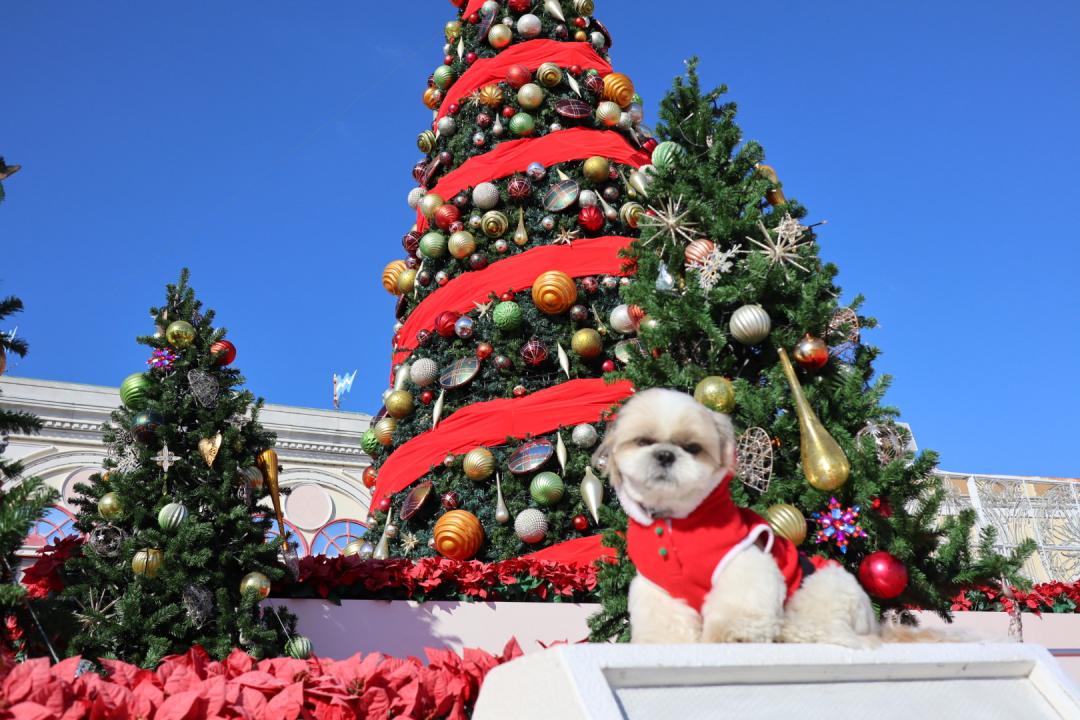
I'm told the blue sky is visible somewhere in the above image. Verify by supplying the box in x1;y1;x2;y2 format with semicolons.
3;1;1078;477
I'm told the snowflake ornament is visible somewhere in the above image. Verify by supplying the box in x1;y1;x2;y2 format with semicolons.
746;214;812;272
147;348;178;371
811;497;867;554
688;247;738;291
641;196;700;248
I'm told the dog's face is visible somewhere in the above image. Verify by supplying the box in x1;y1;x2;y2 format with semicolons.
594;388;736;521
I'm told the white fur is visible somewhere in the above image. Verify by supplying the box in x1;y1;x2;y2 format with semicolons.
603;388;884;647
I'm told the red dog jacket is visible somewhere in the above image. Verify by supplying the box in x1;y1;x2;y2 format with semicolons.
625;472;804;613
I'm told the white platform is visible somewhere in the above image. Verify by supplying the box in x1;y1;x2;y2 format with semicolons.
473;643;1080;720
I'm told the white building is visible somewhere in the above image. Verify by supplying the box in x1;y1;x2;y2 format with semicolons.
0;376;373;560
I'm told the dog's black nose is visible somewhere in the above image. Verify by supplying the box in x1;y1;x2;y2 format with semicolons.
654;449;676;467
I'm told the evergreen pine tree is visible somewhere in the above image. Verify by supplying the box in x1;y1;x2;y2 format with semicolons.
59;270;297;667
364;3;1028;637
0;294;59;656
0;158;19;205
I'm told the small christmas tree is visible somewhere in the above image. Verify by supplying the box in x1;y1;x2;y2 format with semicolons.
59;270;298;667
0;293;59;657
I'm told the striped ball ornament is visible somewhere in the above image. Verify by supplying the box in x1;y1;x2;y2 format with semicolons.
285;636;314;659
530;472;565;506
684;239;716;266
729;304;772;346
157;502;189;531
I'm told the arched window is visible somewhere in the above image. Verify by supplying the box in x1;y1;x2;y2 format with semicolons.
258;515;310;557
26;506;78;548
310;519;369;558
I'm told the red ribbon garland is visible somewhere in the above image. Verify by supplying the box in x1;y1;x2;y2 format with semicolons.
462;0;487;15
392;235;634;369
371;378;633;511
435;40;612;124
416;128;651;232
523;534;613;565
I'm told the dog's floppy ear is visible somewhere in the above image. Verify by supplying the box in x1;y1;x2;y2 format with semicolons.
710;410;737;473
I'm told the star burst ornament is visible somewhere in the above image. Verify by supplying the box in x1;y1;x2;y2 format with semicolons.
641;196;699;248
688;247;738;291
810;497;867;553
147;348;178;371
746;213;812;272
400;531;421;556
551;227;580;246
473;300;495;318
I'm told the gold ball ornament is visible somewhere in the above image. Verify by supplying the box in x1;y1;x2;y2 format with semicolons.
595;101;622;127
373;417;397;447
131;548;164;578
602;72;635;108
531;270;578;315
382;260;407;295
449;230;477;259
385;390;415;419
694;376;736;414
433;510;484;561
396;268;417;294
418;193;445;222
165;320;196;348
488;23;513;49
98;492;123;520
423;86;443;110
239;571;272;599
478;84;505;108
535;63;563;88
517;83;545;111
572;328;603;359
765;504;808;545
574;0;595;14
583;156;610;184
463;447;496;481
444;20;463;42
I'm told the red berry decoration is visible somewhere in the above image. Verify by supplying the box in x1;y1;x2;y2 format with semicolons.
601;359;616;373
210;339;237;366
793;334;829;372
476;342;494;360
420;390;435;405
578;205;605;233
521;339;549;366
441;491;461;510
434;204;460;230
506;64;531;89
513;385;528;398
435;311;462;338
572;514;589;531
362;465;378;489
858;551;908;599
376;497;392;513
508;176;532;202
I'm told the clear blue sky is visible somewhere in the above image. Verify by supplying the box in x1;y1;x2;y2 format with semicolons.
3;1;1078;477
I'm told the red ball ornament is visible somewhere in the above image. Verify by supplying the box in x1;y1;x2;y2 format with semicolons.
434;204;460;230
465;51;478;65
447;102;461;116
601;359;616;373
441;491;461;510
569;65;582;75
494;355;513;371
643;138;659;154
521;339;549;366
477;342;494;360
578;205;605;233
420;390;435;405
581;276;599;294
508;176;532;202
376;497;392;513
416;329;434;346
501;106;515;119
403;230;421;255
506;64;532;89
858;551;908;599
444;54;454;66
572;514;589;531
435;311;462;338
467;12;479;23
476;112;492;128
362;465;378;489
570;304;588;323
508;0;531;12
500;290;516;301
793;334;830;372
210;339;237;366
469;253;490;271
573;16;587;28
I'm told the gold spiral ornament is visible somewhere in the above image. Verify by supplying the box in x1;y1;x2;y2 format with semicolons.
449;230;477;259
536;62;563;88
423;86;442;110
531;270;579;315
766;503;808;545
373;417;397;447
417;130;436;154
463;447;496;481
602;72;635;108
481;210;509;238
684;239;716;265
382;260;407;295
619;202;644;228
574;0;595;15
478;84;505;108
433;510;484;560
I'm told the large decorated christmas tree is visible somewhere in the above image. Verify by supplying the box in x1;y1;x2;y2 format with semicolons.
365;0;1027;639
57;271;300;667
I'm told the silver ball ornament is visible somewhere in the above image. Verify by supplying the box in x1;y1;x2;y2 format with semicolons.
629;103;645;123
407;187;425;209
472;182;500;210
549;122;563;132
572;423;599;449
393;321;404;333
410;358;439;387
494;238;510;253
541;215;556;231
436;116;457;137
514;509;549;544
729;304;772;345
618;112;633;130
517;13;542;37
526;162;547;181
609;304;636;334
481;0;499;14
469;214;483;229
454;316;475;339
358;541;375;559
472;131;487;148
590;31;606;49
578;189;599;207
517;83;545;111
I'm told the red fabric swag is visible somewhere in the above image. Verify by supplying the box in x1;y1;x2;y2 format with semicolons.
523;534;614;566
463;0;487;15
416;128;651;232
371;378;633;510
435;40;612;123
392;235;634;369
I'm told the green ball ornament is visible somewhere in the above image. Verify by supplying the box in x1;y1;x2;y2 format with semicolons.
420;231;448;259
361;429;381;455
651;141;685;170
119;372;151;409
433;65;456;91
493;301;523;332
694;376;736;414
530;472;565;506
285;635;313;659
509;113;535;137
165;321;196;348
157;502;189;531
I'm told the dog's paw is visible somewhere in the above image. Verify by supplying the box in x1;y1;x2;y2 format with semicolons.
701;547;785;644
781;566;882;647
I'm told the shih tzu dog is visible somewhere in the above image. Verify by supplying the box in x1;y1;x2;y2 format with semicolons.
595;388;880;647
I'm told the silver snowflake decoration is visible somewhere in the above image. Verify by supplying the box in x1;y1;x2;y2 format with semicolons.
187;369;220;408
856;421;907;466
88;524;127;557
641;196;700;248
182;585;214;629
106;428;140;474
746;214;812;272
400;531;421;556
688;247;738;291
551;227;580;246
735;427;774;492
154;443;175;473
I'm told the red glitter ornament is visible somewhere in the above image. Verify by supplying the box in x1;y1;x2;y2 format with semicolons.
435;311;462;338
508;176;532;201
506;64;532;89
520;339;549;366
210;339;237;366
447;102;461;115
858;551;908;599
420;390;435;405
513;385;528;398
578;205;605;233
442;491;461;510
434;204;460;230
601;359;616;373
572;514;589;531
362;465;377;489
477;342;494;360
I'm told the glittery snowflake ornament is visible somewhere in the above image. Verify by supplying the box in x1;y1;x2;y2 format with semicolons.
811;497;867;553
688;247;738;291
641;196;700;248
746;213;812;272
147;347;178;371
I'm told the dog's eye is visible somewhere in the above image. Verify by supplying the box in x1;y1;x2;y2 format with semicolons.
683;443;702;455
636;438;654;447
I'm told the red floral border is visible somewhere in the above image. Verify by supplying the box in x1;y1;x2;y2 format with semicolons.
951;581;1080;615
